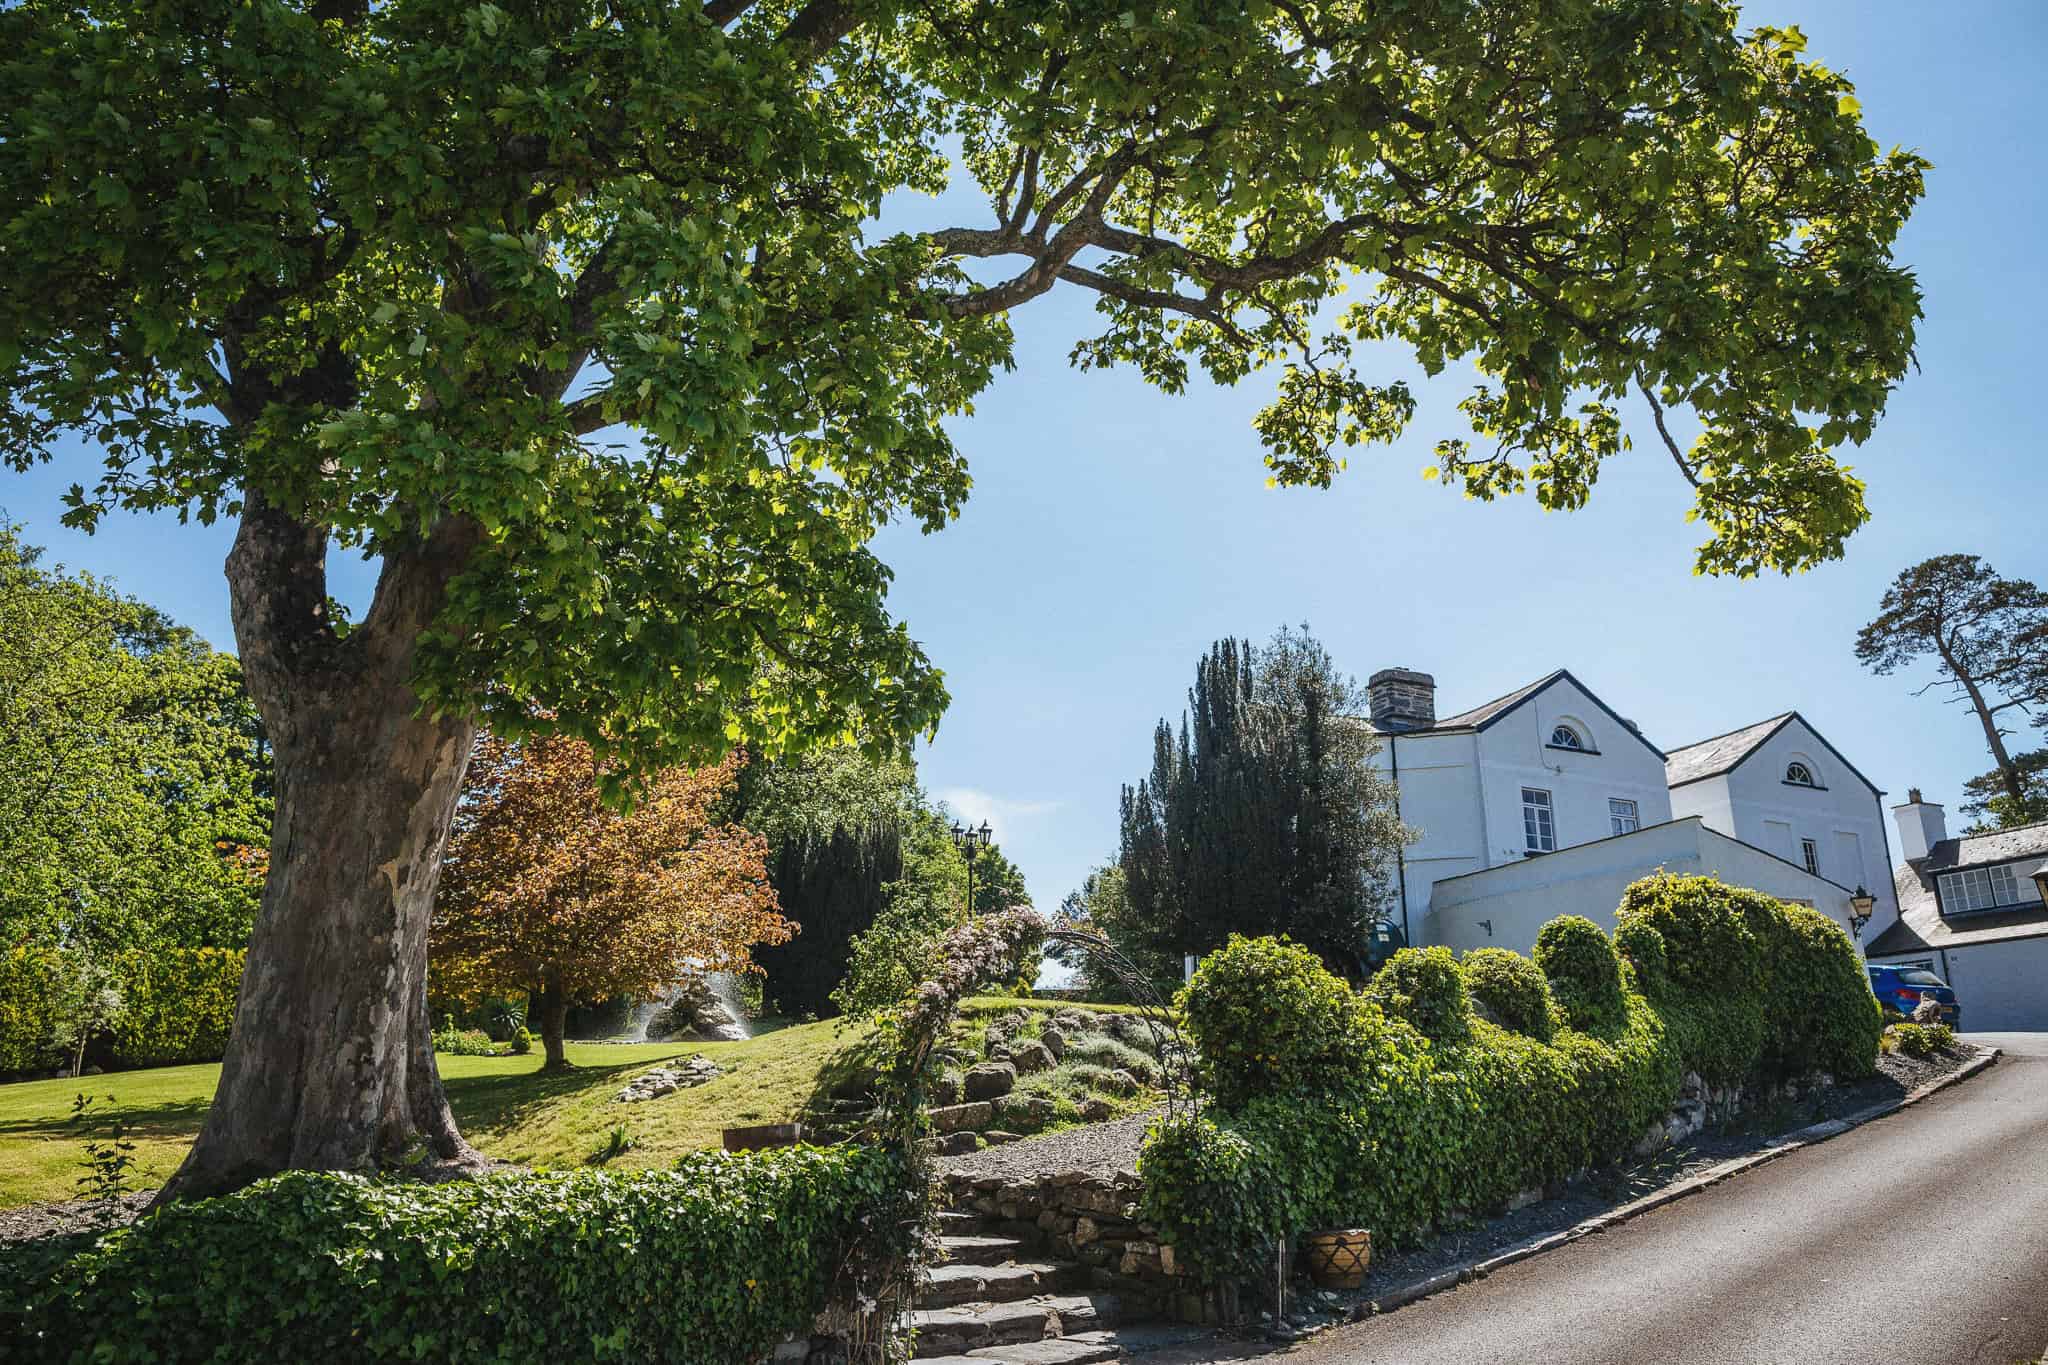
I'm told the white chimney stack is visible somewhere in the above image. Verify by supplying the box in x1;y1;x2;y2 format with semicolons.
1892;787;1948;863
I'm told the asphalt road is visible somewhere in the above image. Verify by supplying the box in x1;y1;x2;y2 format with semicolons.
1285;1033;2048;1365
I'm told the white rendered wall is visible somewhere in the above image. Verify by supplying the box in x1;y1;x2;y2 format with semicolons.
1672;718;1899;935
1424;818;1862;956
1470;678;1672;866
1370;730;1486;934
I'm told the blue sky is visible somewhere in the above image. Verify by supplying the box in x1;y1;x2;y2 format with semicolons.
5;1;2043;916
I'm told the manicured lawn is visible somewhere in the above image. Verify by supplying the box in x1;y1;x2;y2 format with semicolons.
1;997;1162;1207
0;1019;875;1207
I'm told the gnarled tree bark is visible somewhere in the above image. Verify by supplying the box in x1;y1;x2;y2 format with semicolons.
160;498;487;1201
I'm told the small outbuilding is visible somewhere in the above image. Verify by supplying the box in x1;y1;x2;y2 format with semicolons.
1865;793;2048;1032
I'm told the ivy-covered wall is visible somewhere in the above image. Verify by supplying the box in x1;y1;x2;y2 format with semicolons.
1141;875;1879;1282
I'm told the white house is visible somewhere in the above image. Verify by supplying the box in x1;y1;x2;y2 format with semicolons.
1665;713;1900;929
1865;793;2048;1031
1425;816;1871;953
1365;669;1873;957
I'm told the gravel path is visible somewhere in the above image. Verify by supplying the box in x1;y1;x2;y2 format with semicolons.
938;1111;1158;1182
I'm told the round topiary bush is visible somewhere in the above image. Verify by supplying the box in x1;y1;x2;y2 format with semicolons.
1532;915;1625;1032
1459;947;1556;1042
1613;919;1668;993
1180;935;1376;1108
1364;946;1471;1045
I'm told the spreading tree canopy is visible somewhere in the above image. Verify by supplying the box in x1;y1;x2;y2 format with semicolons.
0;523;270;953
0;0;1927;1195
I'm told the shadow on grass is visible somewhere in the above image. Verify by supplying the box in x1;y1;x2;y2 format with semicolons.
441;1058;652;1133
0;1095;213;1142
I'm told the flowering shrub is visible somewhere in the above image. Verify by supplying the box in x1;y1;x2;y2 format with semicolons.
875;909;1046;1130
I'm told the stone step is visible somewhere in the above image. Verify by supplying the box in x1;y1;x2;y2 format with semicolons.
939;1234;1033;1266
913;1322;1214;1365
917;1261;1074;1309
934;1209;983;1231
909;1294;1121;1359
910;1300;1058;1358
964;1336;1123;1364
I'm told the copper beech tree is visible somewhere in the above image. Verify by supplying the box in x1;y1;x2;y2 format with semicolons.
430;740;788;1070
2;0;1926;1195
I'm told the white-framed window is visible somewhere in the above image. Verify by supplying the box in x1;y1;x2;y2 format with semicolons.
1801;838;1821;877
1522;787;1555;853
1942;864;2022;913
1549;724;1584;750
1609;798;1640;836
1785;761;1816;787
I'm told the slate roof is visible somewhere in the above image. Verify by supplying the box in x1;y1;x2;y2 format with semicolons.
1430;670;1568;731
1664;715;1793;787
1368;669;1666;760
1663;711;1882;797
1867;819;2048;957
1911;819;2048;874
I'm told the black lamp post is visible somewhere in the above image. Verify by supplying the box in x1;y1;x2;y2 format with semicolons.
951;820;993;914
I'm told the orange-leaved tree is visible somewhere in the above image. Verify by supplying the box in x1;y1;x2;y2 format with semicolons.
430;737;788;1070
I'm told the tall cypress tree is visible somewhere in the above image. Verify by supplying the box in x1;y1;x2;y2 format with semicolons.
1116;626;1406;975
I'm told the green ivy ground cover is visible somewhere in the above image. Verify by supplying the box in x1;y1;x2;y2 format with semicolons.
3;1147;910;1364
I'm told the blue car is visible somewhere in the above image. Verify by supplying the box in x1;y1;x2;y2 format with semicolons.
1867;964;1960;1027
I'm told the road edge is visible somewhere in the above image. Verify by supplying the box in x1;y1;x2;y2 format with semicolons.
1355;1045;2003;1319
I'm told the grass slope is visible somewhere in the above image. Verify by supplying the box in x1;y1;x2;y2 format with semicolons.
1;998;1162;1207
0;1019;871;1208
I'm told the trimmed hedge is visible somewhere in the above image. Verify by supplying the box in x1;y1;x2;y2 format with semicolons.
1143;878;1878;1281
1363;947;1470;1044
4;1147;912;1364
1176;934;1380;1109
1532;915;1625;1032
0;948;75;1073
1615;873;1879;1084
0;947;246;1074
107;948;243;1068
1458;947;1556;1042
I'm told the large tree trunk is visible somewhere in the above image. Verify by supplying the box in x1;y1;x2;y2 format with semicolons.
161;498;485;1202
534;973;570;1071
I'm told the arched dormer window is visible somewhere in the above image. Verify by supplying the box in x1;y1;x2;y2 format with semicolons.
1785;761;1816;787
1549;724;1584;750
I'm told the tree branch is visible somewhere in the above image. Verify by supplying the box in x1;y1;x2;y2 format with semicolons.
1638;374;1700;490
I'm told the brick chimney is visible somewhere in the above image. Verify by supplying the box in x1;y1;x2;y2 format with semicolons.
1892;788;1948;863
1368;668;1436;732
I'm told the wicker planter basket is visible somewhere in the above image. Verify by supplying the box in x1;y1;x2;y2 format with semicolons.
1301;1228;1372;1290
